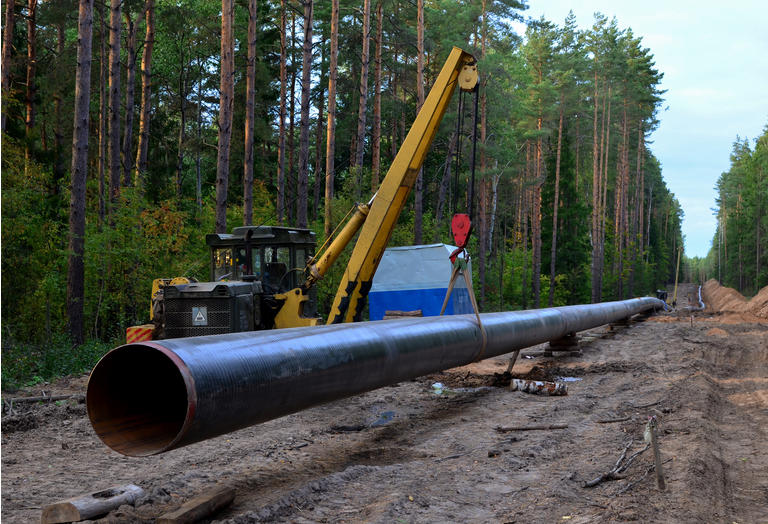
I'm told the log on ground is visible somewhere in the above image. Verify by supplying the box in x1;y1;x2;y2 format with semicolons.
41;484;144;524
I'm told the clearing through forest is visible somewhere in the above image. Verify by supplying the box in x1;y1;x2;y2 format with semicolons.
2;282;767;523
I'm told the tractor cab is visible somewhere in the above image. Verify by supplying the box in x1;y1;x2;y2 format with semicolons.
142;226;317;340
206;226;316;294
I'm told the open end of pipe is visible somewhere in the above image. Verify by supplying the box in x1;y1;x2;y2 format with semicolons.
87;344;191;457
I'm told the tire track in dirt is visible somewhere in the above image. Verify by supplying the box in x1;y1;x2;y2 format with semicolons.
657;321;768;523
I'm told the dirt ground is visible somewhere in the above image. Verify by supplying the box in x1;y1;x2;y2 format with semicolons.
3;283;768;523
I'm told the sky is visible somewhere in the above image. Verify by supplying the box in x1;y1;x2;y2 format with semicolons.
510;0;768;258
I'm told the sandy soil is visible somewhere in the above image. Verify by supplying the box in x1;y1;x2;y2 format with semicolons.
3;284;768;523
702;279;768;320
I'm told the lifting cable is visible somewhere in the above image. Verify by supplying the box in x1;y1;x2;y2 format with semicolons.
452;90;464;215
443;80;485;361
468;83;479;222
451;84;481;221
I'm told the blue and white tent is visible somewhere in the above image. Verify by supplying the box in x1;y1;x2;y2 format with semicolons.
368;244;474;320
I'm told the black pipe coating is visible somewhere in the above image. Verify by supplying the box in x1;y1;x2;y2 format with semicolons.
87;297;662;456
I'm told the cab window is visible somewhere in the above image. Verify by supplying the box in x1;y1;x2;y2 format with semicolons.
295;248;306;270
213;248;233;281
234;247;249;279
263;247;290;290
251;248;262;277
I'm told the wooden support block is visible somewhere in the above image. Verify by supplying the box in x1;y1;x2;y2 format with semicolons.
552;350;582;357
548;331;579;351
157;486;235;524
634;311;651;322
41;484;144;524
609;317;632;329
383;309;423;320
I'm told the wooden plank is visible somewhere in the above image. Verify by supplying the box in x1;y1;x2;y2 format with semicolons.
157;486;235;524
41;484;144;524
383;309;422;317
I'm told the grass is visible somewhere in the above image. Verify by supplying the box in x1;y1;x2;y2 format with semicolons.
1;334;114;392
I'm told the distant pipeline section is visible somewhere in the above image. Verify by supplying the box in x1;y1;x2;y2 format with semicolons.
87;297;663;457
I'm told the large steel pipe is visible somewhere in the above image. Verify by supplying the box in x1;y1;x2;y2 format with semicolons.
87;297;662;456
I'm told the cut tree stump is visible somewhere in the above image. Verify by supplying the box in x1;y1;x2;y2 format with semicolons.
157;485;235;523
41;484;144;524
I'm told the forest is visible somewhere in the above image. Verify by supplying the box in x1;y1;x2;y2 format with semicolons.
1;0;685;386
684;127;768;295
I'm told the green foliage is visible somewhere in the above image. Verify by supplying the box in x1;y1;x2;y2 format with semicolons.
700;125;768;294
1;139;69;344
1;0;686;385
1;334;113;391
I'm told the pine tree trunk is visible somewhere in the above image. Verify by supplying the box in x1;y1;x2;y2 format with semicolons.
478;1;488;307
297;0;313;228
548;103;564;306
134;0;154;188
215;0;234;234
390;47;398;160
324;0;338;238
122;10;137;186
1;0;15;133
176;59;185;200
645;177;652;263
629;120;643;296
53;22;66;184
312;35;325;221
600;91;611;298
288;15;296;224
434;131;458;237
353;0;370;174
521;154;530;309
25;0;36;154
370;0;383;191
613;104;626;298
479;179;488;307
107;0;121;206
67;0;94;347
532;131;542;308
413;0;425;245
97;3;107;224
590;69;601;303
620;105;629;297
243;0;257;225
575;117;580;196
489;171;500;254
195;52;203;213
514;166;524;249
277;0;287;224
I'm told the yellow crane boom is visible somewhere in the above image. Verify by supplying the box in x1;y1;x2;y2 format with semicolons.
326;47;477;323
275;47;477;327
274;47;477;328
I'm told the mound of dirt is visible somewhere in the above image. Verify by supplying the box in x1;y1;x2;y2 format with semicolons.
702;279;768;319
750;285;768;318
